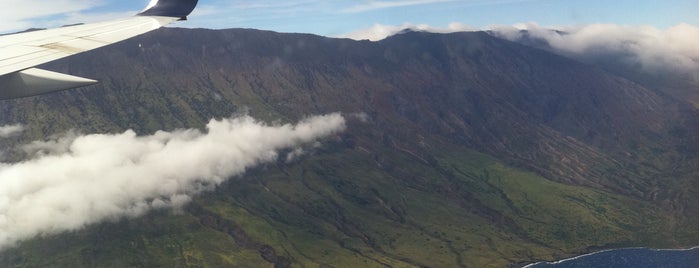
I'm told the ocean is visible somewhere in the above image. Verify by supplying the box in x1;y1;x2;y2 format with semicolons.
524;247;699;268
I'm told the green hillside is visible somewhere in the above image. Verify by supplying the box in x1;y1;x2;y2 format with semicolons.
0;28;697;267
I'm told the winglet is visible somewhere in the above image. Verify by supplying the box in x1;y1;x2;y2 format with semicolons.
137;0;199;20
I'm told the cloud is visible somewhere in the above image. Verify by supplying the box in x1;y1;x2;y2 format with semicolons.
0;113;345;250
21;130;80;156
340;0;536;14
342;0;456;13
343;22;699;78
489;23;699;78
0;125;24;139
0;0;99;33
343;22;474;41
184;0;336;30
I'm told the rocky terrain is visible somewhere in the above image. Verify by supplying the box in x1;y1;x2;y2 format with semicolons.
0;28;697;267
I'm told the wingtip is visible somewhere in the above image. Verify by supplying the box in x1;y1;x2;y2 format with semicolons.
137;0;199;19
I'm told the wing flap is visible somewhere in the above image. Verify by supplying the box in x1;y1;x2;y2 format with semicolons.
0;0;198;99
0;68;97;99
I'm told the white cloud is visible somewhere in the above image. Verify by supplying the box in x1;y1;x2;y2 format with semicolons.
341;0;537;14
343;22;699;78
489;23;699;77
342;0;456;13
0;125;24;139
343;22;474;41
21;130;80;156
57;10;137;25
0;113;345;250
0;0;100;33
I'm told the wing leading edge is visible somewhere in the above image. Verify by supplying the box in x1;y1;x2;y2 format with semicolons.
0;0;198;99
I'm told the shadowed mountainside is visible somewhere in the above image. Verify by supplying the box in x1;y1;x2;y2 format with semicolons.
0;28;698;267
499;29;699;108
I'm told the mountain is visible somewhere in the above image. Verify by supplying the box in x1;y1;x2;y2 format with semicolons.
0;28;698;267
497;29;699;108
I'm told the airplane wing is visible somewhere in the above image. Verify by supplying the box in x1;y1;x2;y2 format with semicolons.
0;0;198;99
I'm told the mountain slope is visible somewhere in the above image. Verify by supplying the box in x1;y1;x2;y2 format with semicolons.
497;29;699;108
0;28;697;267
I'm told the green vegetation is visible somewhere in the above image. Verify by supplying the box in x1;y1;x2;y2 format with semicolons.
1;145;681;267
1;28;698;267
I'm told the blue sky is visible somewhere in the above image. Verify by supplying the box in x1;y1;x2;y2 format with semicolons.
2;0;697;36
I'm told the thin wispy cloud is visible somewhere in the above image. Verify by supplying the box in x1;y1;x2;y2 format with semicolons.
230;0;319;11
0;125;24;139
0;0;100;33
186;0;339;29
342;0;455;13
217;0;345;17
30;10;137;30
4;0;694;38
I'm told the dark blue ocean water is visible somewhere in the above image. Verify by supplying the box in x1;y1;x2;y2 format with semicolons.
525;247;699;268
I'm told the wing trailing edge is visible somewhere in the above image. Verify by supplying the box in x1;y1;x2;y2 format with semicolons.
0;68;97;100
0;0;199;99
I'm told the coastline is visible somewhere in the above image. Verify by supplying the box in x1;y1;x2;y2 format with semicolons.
522;246;699;267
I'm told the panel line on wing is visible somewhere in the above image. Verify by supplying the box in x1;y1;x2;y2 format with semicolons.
0;17;168;76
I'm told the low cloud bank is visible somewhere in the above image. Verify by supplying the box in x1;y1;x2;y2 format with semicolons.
344;22;699;77
0;125;24;138
0;113;345;250
343;22;474;41
491;23;699;78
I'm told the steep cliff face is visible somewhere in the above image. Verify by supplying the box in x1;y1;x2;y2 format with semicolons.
0;28;697;267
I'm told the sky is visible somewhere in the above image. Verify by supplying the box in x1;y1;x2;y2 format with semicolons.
1;0;697;37
1;0;698;250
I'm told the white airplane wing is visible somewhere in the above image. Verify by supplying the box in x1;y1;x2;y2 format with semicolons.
0;0;198;99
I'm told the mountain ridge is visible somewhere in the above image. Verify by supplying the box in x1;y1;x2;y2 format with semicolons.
0;27;697;267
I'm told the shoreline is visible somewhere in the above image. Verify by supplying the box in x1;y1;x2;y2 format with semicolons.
521;246;699;267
